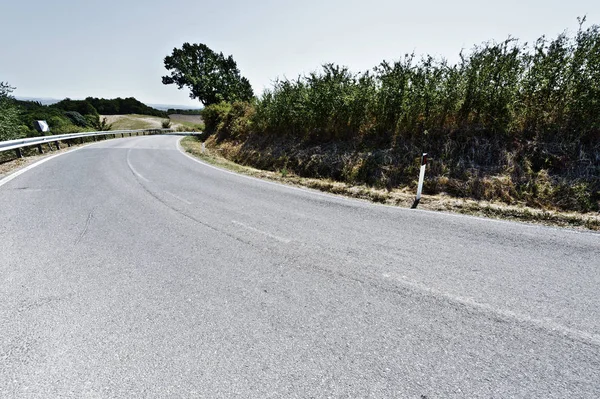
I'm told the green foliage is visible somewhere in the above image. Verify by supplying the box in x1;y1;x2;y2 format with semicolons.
16;100;92;135
0;82;22;141
162;119;172;128
250;23;600;152
202;101;254;139
84;97;167;117
200;21;600;212
64;111;89;127
51;97;165;118
202;101;232;134
51;98;99;116
162;43;254;106
86;115;113;131
14;96;163;135
46;115;80;133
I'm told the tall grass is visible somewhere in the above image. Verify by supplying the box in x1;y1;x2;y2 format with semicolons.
203;21;600;212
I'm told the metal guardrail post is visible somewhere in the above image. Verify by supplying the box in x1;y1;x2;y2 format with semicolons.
37;144;44;154
15;148;23;158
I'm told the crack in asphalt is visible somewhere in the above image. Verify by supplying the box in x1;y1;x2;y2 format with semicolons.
125;157;259;250
74;210;94;245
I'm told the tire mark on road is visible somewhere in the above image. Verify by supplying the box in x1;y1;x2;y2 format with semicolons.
128;168;258;249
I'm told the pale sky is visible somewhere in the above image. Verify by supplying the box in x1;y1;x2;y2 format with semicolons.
1;0;598;107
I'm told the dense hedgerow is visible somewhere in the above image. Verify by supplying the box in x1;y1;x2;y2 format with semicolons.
203;21;600;212
250;23;600;151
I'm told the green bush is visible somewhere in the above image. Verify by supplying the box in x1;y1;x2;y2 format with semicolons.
249;21;600;155
64;111;89;127
199;21;600;212
202;101;233;135
85;97;167;117
51;99;98;116
86;115;112;131
0;82;22;141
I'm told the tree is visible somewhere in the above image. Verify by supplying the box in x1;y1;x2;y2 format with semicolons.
0;82;21;141
52;98;98;116
162;43;254;106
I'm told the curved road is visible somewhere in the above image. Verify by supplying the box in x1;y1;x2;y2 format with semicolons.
1;135;599;398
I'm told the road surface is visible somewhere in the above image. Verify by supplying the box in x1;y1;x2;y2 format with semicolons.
1;135;599;398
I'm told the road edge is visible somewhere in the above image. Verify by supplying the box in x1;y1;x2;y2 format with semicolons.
175;137;600;236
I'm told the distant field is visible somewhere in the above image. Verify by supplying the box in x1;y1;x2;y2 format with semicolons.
102;114;165;130
169;114;204;130
169;114;203;123
101;114;203;131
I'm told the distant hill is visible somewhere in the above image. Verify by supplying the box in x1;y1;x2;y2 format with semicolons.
13;96;168;135
83;97;166;117
12;96;205;136
15;97;61;106
147;103;202;111
15;97;201;112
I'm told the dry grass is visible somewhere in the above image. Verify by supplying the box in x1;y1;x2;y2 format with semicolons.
169;114;205;131
169;114;203;124
102;114;205;132
180;136;600;231
102;114;167;130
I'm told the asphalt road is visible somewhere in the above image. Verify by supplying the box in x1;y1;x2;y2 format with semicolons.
1;135;599;398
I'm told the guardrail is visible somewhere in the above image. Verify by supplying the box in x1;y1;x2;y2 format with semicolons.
0;128;174;158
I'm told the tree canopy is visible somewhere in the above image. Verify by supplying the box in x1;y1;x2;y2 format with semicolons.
162;43;254;106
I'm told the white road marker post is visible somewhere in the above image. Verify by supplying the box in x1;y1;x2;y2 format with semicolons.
201;142;206;154
411;153;428;209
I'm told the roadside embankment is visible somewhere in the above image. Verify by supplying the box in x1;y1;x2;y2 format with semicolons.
181;136;600;231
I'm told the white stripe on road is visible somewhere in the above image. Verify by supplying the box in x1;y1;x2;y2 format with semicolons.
126;149;150;182
232;220;291;244
382;273;600;347
0;146;87;188
0;137;150;190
